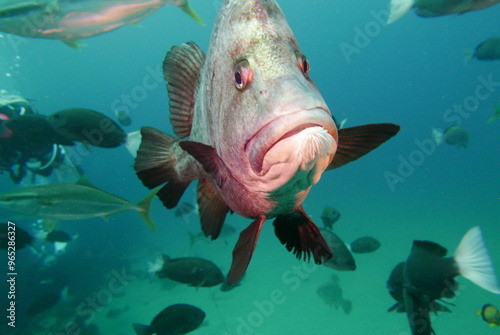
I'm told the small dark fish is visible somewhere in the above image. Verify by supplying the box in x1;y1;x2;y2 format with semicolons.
26;292;61;316
115;109;132;126
320;206;341;229
46;230;72;243
316;274;352;314
174;202;196;217
350;236;380;253
386;226;500;335
443;125;470;147
153;254;224;287
478;304;500;326
319;228;356;271
473;38;500;61
133;303;205;335
0;222;33;250
48;108;126;148
107;306;130;319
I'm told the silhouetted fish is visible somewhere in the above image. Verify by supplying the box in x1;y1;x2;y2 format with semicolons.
133;303;205;335
151;254;224;287
319;228;356;271
320;206;341;229
317;274;352;314
26;292;62;316
472;38;500;61
350;236;381;253
387;227;500;335
0;222;33;250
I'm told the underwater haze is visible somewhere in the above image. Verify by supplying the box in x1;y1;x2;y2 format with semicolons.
0;0;499;334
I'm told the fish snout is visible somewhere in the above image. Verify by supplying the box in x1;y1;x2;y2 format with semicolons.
246;108;337;178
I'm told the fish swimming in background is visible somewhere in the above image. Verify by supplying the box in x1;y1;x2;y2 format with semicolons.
0;177;158;230
319;228;356;271
470;38;500;61
487;104;500;123
387;0;500;24
350;236;381;253
48;108;127;148
386;226;500;335
148;254;225;287
115;109;132;127
316;274;352;314
0;222;33;250
432;125;470;148
320;206;341;229
478;304;500;326
133;304;205;335
0;0;204;48
134;0;399;284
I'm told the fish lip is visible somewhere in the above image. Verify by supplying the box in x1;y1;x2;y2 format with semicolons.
245;108;337;175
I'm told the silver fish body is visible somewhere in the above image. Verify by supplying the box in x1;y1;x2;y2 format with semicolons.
0;0;203;45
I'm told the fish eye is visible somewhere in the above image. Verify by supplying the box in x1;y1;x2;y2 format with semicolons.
297;54;310;76
233;60;252;90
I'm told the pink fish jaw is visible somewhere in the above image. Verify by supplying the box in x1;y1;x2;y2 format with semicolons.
245;108;337;182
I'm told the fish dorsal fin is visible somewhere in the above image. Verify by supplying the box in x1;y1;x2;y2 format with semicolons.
75;175;95;188
413;240;448;257
163;42;205;138
273;206;332;264
327;123;400;170
197;179;230;240
179;141;227;188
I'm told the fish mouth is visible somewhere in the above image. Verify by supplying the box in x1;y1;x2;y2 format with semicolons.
245;108;337;175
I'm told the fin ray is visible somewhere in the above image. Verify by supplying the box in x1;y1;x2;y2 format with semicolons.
327;123;400;170
454;226;500;294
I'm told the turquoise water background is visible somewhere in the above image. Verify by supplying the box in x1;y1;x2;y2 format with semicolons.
0;0;499;334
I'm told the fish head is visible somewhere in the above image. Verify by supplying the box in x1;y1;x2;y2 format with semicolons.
203;0;337;206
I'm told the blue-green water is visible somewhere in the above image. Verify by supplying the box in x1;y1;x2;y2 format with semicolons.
0;0;499;334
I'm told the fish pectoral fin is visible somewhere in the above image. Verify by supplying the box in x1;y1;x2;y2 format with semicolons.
62;40;85;50
135;127;192;209
163;41;205;138
132;323;151;335
327;123;400;170
179;141;227;188
197;179;230;239
273;206;333;264
226;216;266;285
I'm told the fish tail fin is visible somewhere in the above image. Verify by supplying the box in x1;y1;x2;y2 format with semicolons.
132;323;152;335
342;299;353;314
454;226;500;294
387;0;415;24
124;131;142;158
136;187;161;231
487;104;500;124
273;207;333;264
463;49;475;64
134;127;192;211
60;286;70;303
431;128;443;145
147;253;165;275
174;0;205;25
